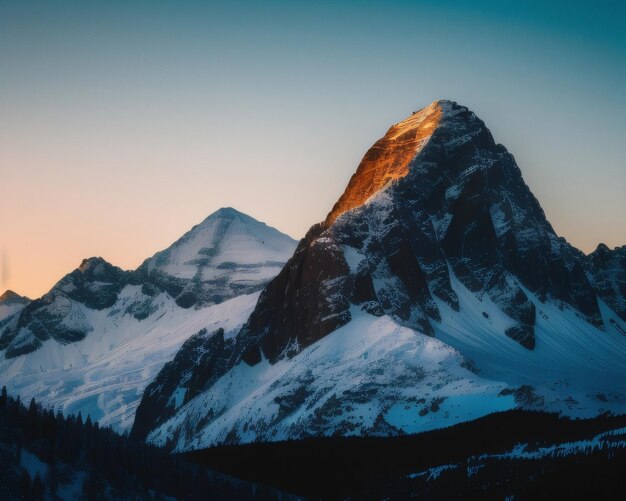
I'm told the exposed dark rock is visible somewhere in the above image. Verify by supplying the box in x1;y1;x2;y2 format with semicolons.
131;328;236;441
0;290;30;304
586;244;626;325
0;258;129;357
505;325;535;350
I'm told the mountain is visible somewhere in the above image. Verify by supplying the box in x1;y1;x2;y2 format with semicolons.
137;207;297;308
0;258;128;358
0;290;30;307
0;209;296;431
0;290;30;332
135;100;626;450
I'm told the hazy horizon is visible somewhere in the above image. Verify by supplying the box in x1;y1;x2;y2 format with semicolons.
2;0;625;299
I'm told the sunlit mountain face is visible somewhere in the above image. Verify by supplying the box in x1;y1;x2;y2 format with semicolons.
325;101;442;226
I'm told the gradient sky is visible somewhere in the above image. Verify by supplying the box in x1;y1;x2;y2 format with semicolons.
1;0;625;299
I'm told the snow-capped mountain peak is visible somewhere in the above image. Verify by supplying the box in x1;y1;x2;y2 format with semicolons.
142;207;296;279
0;209;296;431
0;291;30;344
77;256;113;273
137;207;297;309
133;100;626;449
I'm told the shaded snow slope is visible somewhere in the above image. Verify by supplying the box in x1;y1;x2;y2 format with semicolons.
147;309;514;451
147;287;626;451
434;269;626;414
0;290;259;431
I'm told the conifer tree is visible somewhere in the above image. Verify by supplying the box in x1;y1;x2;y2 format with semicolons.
32;472;45;501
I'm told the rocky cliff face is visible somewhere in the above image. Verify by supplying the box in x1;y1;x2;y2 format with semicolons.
131;327;237;442
325;101;442;226
0;291;30;352
134;100;626;449
587;244;626;327
242;100;607;360
0;258;129;358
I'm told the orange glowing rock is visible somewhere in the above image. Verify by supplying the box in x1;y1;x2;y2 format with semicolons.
325;101;442;227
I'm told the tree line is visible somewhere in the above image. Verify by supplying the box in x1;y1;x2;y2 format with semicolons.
0;386;292;500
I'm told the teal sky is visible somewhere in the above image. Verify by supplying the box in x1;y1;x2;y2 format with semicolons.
1;0;625;298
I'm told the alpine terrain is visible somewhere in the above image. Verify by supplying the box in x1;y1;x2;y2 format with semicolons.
134;100;626;451
0;208;297;431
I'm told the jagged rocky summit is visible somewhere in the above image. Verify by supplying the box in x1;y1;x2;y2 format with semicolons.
0;291;30;348
243;100;617;355
136;100;626;449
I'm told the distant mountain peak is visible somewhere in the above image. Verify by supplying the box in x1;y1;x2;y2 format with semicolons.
590;243;626;256
141;208;296;283
193;207;246;229
77;256;116;273
0;207;296;361
0;290;29;304
0;207;296;430
209;206;243;218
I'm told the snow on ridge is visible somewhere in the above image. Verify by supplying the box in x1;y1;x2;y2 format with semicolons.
143;208;297;279
0;290;260;432
0;208;297;431
147;308;514;451
146;263;626;450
